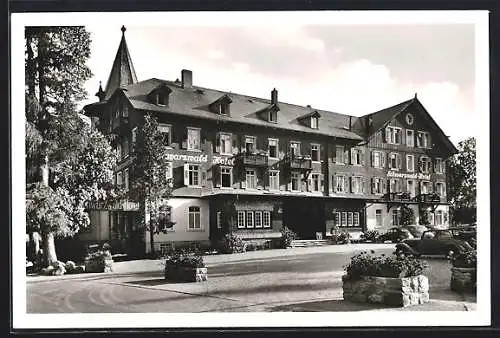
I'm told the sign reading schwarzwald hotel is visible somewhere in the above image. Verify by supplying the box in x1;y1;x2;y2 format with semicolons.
82;26;458;255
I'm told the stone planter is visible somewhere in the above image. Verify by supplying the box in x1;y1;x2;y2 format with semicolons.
164;264;208;283
84;256;113;273
450;267;476;293
342;274;430;307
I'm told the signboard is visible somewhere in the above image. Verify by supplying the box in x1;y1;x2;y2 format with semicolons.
212;155;235;166
87;200;140;211
387;171;430;180
165;152;234;166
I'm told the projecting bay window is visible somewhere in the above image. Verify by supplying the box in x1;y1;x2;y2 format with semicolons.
268;170;280;190
246;169;256;189
291;172;301;191
268;138;278;159
220;166;232;188
417;131;431;148
158;124;172;147
311;144;320;162
187;127;201;151
219;133;232;155
237;210;271;229
385;126;402;144
184;164;200;187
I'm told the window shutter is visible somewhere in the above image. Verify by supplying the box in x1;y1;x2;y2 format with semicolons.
264;169;270;190
385;127;390;143
307;174;312;192
397;154;402;169
350;177;354;193
371;178;374;194
287;179;291;191
381;152;386;168
215;133;220;153
183;163;189;186
320;174;325;193
241;179;247;189
362;178;366;194
344;176;349;193
332;146;337;163
213;166;221;188
361;149;365;166
181;128;188;149
232;134;239;155
383;179;388;194
350;149;355;165
344;149;349;165
370;151;374;166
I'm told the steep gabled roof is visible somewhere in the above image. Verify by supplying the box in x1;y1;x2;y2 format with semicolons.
119;78;363;140
104;26;138;101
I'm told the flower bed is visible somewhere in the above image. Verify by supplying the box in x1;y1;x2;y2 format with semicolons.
450;250;476;293
342;250;430;307
164;250;207;282
84;250;113;273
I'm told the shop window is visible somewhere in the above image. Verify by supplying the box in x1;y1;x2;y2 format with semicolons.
187;127;201;150
269;170;280;190
220;166;232;188
376;209;382;227
263;211;271;228
311;144;320;162
188;206;201;229
268;138;278;159
246;169;256;189
158;124;172;146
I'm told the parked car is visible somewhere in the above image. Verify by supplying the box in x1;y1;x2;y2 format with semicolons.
449;226;477;249
377;227;414;243
401;225;429;238
395;229;473;258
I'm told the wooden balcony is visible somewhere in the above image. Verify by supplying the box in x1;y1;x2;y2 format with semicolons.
383;192;411;202
284;155;312;171
415;193;443;203
237;152;269;166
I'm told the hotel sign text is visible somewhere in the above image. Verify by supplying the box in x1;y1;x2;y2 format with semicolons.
165;152;234;166
387;171;430;180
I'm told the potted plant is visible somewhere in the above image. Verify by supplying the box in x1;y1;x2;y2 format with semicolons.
450;250;476;293
164;250;207;282
84;243;114;273
279;226;297;249
342;250;430;307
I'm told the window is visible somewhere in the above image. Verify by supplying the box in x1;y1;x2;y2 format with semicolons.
310;173;320;192
269;170;280;190
335;146;345;165
435;210;444;226
335;212;341;227
159;243;173;255
350;148;362;166
131;127;137;150
159;205;172;231
375;209;382;227
385;126;402;144
372;151;385;168
388;153;402;170
255;212;263;228
220;166;232;188
218;103;230;115
187;128;201;150
122;137;129;158
117;142;122;161
389;179;402;193
392;209;400;226
341;212;347;227
188;206;201;229
435;158;444;174
237;211;245;229
436;182;446;197
335;175;345;193
351;176;363;194
353;212;360;227
268;139;278;159
421;181;431;194
347;212;353;227
263;211;271;228
124;168;129;191
216;211;222;229
165;162;173;180
372;177;383;194
406;155;414;172
219;133;232;155
246;169;256;189
158;124;172;146
291;172;301;191
156;92;168;106
290;141;301;159
311;144;320;162
406;129;414;147
269;110;277;123
246;211;254;228
187;164;200;186
419;156;432;173
117;171;123;186
311;116;319;129
417;131;431;148
245;136;256;154
407;180;416;198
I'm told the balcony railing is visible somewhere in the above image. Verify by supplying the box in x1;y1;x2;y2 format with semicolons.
284;155;312;170
416;193;443;203
237;152;269;166
383;192;411;202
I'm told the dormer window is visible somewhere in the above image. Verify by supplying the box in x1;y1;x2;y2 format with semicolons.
269;110;277;123
218;102;230;115
297;110;321;129
156;92;168;106
210;94;232;116
311;116;319;129
148;85;172;107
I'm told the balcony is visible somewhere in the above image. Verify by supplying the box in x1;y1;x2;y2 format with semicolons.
383;192;411;202
284;155;312;171
236;152;269;167
416;193;443;204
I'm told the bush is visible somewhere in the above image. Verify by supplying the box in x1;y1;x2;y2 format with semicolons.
360;230;379;243
450;250;477;268
164;249;205;269
343;250;429;281
280;226;297;248
217;233;246;254
336;231;351;244
65;261;76;273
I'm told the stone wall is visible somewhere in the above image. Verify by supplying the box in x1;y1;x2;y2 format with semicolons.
342;274;430;307
450;267;476;293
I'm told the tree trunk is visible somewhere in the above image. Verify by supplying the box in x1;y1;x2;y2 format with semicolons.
42;231;58;266
150;223;155;256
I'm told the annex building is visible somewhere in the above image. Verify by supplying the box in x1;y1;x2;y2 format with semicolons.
82;27;458;256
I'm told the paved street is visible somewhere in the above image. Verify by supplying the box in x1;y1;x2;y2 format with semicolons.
26;244;476;313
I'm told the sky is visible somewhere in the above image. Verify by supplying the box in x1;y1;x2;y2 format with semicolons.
82;22;476;145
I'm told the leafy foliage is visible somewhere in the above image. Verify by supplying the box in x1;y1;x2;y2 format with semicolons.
164;249;205;269
400;206;415;226
217;233;246;254
447;137;476;224
450;250;477;268
360;230;380;242
279;226;297;248
419;208;431;226
344;250;429;280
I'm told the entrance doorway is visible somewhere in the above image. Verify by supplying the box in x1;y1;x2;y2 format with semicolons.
282;198;325;239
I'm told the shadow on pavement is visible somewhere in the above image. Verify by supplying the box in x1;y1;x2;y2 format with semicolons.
271;299;396;312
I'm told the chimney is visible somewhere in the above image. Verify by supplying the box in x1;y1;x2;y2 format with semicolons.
181;69;192;88
271;88;278;104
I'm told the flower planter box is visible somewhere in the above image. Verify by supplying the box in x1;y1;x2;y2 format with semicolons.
342;274;430;307
84;257;114;273
164;264;208;283
450;267;476;293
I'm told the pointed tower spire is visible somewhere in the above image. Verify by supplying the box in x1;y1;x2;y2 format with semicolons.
103;25;138;100
95;81;105;102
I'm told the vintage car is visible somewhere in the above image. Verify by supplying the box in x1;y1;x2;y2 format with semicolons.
400;225;429;238
376;227;414;243
449;226;477;249
395;229;473;258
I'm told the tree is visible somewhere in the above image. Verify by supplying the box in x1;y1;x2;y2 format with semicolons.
447;137;476;224
25;26;116;265
400;206;415;226
128;114;173;255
